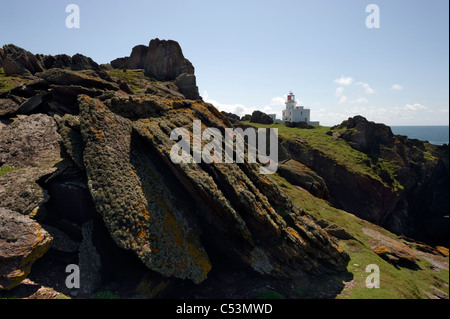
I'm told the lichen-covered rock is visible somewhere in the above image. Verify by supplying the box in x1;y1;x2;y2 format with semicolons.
0;208;52;290
131;99;350;277
54;114;85;170
0;114;62;215
278;159;330;200
78;95;211;284
363;228;418;268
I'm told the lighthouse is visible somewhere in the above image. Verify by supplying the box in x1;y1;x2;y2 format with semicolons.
282;91;320;125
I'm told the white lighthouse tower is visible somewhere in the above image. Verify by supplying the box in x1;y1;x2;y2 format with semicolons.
282;91;320;125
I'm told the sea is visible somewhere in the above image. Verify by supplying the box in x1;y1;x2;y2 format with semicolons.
390;126;449;146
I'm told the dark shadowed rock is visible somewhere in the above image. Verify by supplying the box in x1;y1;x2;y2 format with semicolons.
78;220;102;294
144;38;194;81
174;73;200;100
0;208;52;290
17;93;49;114
221;111;241;124
119;81;133;94
250;110;273;124
126;45;148;69
110;57;129;69
1;44;44;76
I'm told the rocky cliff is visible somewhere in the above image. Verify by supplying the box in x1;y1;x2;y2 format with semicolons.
275;116;449;247
0;40;349;294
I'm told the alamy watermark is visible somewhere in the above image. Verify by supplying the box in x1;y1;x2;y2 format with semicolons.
365;264;380;288
65;264;80;289
169;120;278;174
65;4;80;29
366;4;380;29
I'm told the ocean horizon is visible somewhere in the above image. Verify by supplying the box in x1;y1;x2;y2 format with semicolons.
390;126;449;146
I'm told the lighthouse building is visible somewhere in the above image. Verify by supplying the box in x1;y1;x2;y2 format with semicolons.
281;91;319;125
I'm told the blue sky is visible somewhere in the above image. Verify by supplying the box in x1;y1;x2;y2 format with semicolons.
1;0;448;125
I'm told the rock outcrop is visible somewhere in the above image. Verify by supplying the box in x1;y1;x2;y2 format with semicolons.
1;44;102;77
332;115;395;156
0;41;350;292
144;38;194;81
109;39;200;100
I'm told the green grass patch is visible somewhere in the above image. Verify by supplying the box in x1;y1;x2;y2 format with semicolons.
0;165;18;177
106;69;149;93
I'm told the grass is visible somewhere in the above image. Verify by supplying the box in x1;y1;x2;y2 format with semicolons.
0;165;18;177
0;67;31;92
106;69;150;93
269;173;449;299
240;121;426;191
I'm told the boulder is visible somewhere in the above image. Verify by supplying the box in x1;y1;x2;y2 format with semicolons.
250;110;273;124
278;159;330;199
0;208;52;290
144;38;195;81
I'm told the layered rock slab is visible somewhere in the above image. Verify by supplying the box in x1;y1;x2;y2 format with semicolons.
0;208;52;290
78;95;211;283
